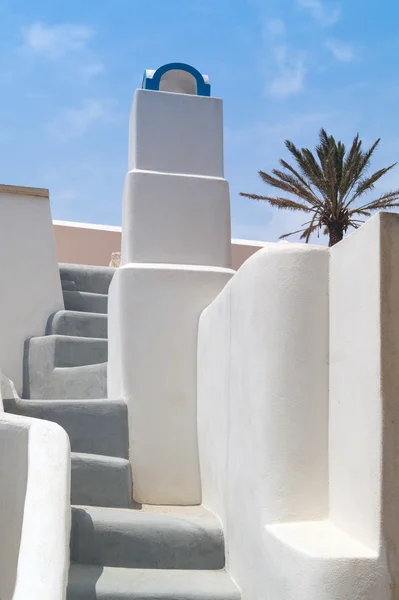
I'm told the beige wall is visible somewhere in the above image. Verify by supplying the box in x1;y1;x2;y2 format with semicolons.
54;221;122;267
53;220;266;270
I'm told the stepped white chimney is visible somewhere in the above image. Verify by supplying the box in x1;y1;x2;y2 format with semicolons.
108;63;234;505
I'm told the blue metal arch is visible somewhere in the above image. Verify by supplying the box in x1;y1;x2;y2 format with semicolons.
142;62;211;97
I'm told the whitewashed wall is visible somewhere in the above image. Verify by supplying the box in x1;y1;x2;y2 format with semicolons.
0;372;70;600
0;185;64;394
198;220;396;600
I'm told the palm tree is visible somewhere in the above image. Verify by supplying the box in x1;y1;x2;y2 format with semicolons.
240;129;399;246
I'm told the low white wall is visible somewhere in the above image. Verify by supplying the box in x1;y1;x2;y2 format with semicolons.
198;235;392;600
0;374;70;600
0;185;64;394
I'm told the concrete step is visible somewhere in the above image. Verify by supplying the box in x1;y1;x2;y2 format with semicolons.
67;565;241;600
63;290;108;314
26;362;107;400
60;263;115;295
24;335;108;399
71;453;132;508
70;506;225;570
4;398;128;458
26;335;108;369
62;279;77;291
47;310;108;339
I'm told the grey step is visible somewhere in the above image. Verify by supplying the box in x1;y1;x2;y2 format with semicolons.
71;506;225;570
64;290;108;314
71;452;132;508
62;279;77;291
60;263;115;295
4;398;128;458
26;362;107;400
67;565;241;600
47;311;108;339
24;335;108;399
26;335;108;369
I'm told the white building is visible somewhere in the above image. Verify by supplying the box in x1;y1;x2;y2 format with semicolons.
0;62;398;600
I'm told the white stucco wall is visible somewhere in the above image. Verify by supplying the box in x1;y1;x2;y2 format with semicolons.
329;212;399;592
329;216;381;552
108;263;233;504
129;89;224;177
0;185;64;394
121;171;231;267
198;234;392;599
0;373;71;600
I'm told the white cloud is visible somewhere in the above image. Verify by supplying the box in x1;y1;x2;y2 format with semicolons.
46;100;116;139
21;22;94;59
20;22;104;78
326;38;355;62
298;0;341;27
260;19;306;97
268;45;307;97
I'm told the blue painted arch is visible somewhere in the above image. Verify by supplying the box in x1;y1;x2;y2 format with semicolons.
142;62;211;96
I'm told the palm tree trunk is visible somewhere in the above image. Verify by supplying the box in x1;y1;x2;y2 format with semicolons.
328;223;344;247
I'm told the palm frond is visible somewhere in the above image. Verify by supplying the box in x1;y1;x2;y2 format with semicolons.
239;191;312;212
339;134;361;200
269;169;323;206
352;190;399;213
301;212;320;242
347;163;397;205
279;228;310;239
285;140;327;194
279;159;318;197
258;170;317;205
342;138;381;204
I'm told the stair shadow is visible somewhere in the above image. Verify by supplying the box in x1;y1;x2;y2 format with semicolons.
67;565;103;600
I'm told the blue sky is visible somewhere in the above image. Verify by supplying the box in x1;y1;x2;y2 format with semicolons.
0;0;398;243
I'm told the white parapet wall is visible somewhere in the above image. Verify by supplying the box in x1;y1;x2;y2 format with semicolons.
108;65;234;505
53;218;265;270
197;215;398;600
0;372;71;600
0;185;64;394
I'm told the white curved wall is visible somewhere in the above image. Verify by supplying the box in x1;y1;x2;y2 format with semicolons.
0;417;28;600
198;235;392;599
0;374;70;600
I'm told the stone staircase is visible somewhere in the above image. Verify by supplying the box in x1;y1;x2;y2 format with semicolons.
4;263;240;600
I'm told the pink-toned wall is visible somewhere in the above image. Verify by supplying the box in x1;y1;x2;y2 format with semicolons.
53;220;266;271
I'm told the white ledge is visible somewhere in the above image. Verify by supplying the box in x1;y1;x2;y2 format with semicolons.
265;520;378;558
